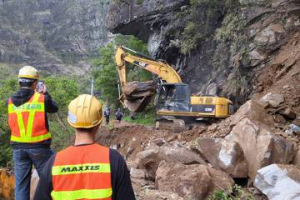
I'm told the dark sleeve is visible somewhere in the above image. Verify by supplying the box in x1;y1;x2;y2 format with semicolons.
110;149;136;200
44;92;58;113
34;154;55;200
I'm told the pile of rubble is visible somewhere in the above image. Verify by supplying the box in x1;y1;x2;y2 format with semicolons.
123;96;300;199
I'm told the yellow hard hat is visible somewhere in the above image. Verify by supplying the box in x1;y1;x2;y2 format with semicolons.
68;94;103;128
18;66;39;79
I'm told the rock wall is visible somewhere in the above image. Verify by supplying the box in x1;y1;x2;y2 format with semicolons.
107;0;300;105
0;0;109;74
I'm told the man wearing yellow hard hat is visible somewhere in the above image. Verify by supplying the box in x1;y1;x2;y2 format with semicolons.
8;66;58;200
34;94;136;200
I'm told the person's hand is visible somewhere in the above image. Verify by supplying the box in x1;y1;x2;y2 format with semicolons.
36;83;47;94
41;84;47;94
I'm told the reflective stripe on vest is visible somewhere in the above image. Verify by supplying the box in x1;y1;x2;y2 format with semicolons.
51;144;112;200
8;92;51;143
51;188;112;200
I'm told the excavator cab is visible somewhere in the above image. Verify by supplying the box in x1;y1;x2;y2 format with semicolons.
156;83;190;112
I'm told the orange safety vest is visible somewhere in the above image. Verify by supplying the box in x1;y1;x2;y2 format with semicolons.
51;144;112;200
8;92;51;143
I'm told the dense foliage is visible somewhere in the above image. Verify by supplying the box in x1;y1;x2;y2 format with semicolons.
178;0;241;54
0;78;18;167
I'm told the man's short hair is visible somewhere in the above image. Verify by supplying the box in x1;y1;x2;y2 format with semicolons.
19;78;36;87
76;127;97;134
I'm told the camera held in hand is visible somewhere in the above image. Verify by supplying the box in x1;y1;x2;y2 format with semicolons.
36;80;45;93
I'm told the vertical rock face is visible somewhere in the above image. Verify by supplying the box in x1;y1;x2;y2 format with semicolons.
107;0;300;105
0;0;109;74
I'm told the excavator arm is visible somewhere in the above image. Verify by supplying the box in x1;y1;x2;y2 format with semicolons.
115;46;182;86
115;46;182;113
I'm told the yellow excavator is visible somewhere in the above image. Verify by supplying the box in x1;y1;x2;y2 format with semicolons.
115;46;233;131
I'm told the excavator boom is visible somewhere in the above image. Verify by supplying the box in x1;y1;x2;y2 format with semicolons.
115;46;183;113
115;46;182;86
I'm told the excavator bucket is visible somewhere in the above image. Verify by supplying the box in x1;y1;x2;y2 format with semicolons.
122;81;156;113
124;96;153;113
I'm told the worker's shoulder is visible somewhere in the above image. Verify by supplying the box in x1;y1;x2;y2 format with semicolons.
109;148;126;165
109;148;122;158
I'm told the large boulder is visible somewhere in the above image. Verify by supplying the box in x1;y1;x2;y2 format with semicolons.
133;142;206;180
155;161;234;200
230;100;274;127
194;138;248;178
260;93;284;108
230;118;295;180
254;164;300;200
293;147;300;166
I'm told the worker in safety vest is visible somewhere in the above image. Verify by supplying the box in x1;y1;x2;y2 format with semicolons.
8;66;58;200
34;94;136;200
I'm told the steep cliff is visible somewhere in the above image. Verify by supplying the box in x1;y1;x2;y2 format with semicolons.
107;0;300;105
0;0;109;74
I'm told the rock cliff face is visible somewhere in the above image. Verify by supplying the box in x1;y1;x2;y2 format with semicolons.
107;0;300;105
0;0;109;74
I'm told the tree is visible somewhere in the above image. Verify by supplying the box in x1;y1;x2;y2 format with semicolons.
93;43;119;106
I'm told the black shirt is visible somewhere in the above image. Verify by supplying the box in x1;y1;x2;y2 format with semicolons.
9;88;58;149
34;144;136;200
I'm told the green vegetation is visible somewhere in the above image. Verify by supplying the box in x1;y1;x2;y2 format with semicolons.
180;0;223;54
178;0;243;54
190;0;219;6
93;35;152;106
123;104;156;126
215;5;245;42
43;76;80;151
0;78;18;167
93;43;118;106
210;184;253;200
136;0;144;5
181;22;206;54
